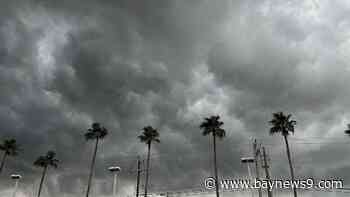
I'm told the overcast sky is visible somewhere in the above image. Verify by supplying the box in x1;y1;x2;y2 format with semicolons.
1;0;350;196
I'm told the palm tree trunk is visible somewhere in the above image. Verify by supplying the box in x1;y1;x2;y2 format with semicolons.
283;135;297;197
0;152;7;173
37;166;47;197
213;133;220;197
144;142;151;197
86;138;99;197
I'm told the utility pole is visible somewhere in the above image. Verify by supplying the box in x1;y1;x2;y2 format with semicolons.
253;139;262;197
136;156;141;197
261;147;273;197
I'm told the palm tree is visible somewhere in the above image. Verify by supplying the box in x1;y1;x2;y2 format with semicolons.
84;122;108;197
269;112;297;197
138;126;160;197
200;115;226;197
0;138;20;173
33;150;59;197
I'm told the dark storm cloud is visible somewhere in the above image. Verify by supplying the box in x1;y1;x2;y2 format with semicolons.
1;0;350;197
0;0;237;196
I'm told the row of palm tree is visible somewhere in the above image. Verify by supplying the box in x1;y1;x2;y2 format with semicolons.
0;111;337;197
198;113;298;197
0;138;58;197
83;123;161;197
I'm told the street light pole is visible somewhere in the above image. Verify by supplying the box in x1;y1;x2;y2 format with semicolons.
261;147;273;197
241;157;255;197
108;166;121;197
136;156;141;197
253;139;262;197
11;174;22;197
247;162;252;179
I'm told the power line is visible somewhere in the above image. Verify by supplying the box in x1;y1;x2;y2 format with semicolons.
83;137;350;163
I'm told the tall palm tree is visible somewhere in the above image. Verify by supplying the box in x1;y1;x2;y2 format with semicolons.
269;112;297;197
33;150;59;197
200;115;226;197
0;138;20;173
84;122;108;197
138;126;160;197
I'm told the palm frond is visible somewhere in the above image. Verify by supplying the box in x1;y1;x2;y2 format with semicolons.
84;131;97;140
215;128;226;139
345;124;350;135
98;127;108;139
269;112;296;136
138;135;148;142
34;150;59;168
269;126;280;135
84;122;109;140
199;115;226;138
50;158;59;168
345;129;350;135
0;138;20;156
138;126;160;144
202;128;211;136
34;156;47;167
